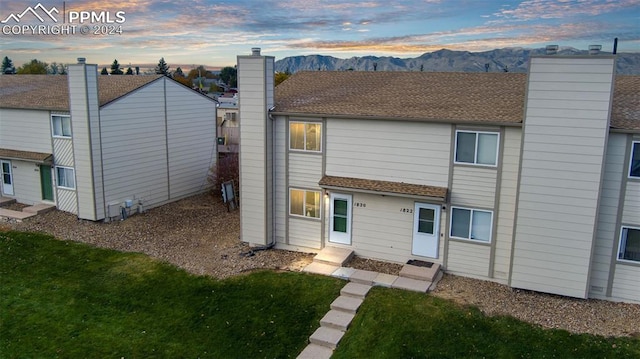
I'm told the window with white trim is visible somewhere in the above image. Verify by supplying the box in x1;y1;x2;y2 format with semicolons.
55;166;75;189
290;188;321;218
290;122;321;152
618;226;640;263
450;207;493;242
52;115;72;138
629;141;640;178
455;130;499;166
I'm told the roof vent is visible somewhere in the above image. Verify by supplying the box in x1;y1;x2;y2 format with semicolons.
77;57;86;64
251;47;261;56
589;44;602;55
545;45;559;55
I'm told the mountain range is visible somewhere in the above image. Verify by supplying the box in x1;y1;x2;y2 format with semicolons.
275;47;640;75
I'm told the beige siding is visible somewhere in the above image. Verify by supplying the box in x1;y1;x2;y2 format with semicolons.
99;80;169;209
52;138;74;167
10;160;42;205
165;80;217;198
289;152;322;188
450;166;497;208
447;241;491;278
589;133;627;298
511;56;615;298
238;55;274;246
611;265;640;303
494;127;522;281
274;117;287;244
325;120;450;187
289;218;322;249
56;188;77;214
622;182;640;223
0;109;52;153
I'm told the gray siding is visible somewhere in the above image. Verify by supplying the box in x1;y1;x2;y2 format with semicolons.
9;160;42;205
447;241;491;278
493;127;522;282
165;80;217;198
0;109;52;153
325;119;450;187
274;117;287;244
53;138;74;167
589;133;627;298
289;152;322;188
511;56;615;298
612;264;640;303
56;188;77;214
289;218;322;249
450;166;497;208
622;182;640;223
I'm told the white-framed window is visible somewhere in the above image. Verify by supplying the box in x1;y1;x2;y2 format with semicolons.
55;166;75;189
449;206;493;242
618;226;640;263
629;141;640;178
51;115;72;138
290;122;321;152
289;188;321;219
454;130;499;166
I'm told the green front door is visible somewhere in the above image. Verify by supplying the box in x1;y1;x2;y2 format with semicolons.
40;165;54;201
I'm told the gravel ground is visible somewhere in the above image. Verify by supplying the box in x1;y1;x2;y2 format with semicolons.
3;193;640;337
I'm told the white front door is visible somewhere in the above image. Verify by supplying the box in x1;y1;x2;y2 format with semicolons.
1;160;14;196
412;203;440;258
329;193;352;245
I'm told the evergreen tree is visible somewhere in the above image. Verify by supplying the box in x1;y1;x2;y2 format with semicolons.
126;67;133;75
101;67;108;75
2;56;15;74
174;67;185;78
110;59;123;75
155;57;170;76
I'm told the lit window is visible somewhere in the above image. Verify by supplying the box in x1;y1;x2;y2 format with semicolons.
290;188;320;218
455;130;499;166
55;166;75;189
450;207;493;242
290;122;321;152
618;227;640;262
52;115;72;137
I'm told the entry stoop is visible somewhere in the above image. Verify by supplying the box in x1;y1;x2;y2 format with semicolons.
313;246;354;266
23;203;56;215
400;263;441;282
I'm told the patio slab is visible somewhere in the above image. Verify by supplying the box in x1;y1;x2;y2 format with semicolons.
391;277;431;293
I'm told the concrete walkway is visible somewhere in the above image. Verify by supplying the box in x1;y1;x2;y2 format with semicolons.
297;247;442;358
0;197;55;222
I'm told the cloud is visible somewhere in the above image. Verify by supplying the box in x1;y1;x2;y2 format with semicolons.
492;0;640;21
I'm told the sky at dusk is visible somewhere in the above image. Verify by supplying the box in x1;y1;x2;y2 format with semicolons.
1;0;639;70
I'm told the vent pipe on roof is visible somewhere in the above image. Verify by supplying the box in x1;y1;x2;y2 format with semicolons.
613;38;618;54
545;45;559;55
251;47;261;56
589;45;602;55
77;57;86;64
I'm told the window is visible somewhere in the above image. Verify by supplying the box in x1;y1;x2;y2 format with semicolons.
455;130;499;166
290;189;321;218
290;122;321;152
450;207;493;242
55;166;75;189
629;141;640;178
52;115;72;138
618;227;640;262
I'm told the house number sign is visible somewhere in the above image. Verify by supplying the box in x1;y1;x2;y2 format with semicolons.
354;202;367;208
400;208;414;213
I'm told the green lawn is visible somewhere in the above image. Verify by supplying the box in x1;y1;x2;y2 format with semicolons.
332;288;640;359
0;231;343;358
3;231;639;359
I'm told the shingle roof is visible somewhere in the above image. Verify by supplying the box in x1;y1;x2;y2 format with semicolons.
0;74;162;111
0;148;52;163
275;71;640;130
319;175;448;201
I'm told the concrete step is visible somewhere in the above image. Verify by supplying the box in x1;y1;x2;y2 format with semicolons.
399;263;441;282
303;262;340;276
391;276;431;293
23;203;55;215
373;273;399;288
0;197;16;207
330;295;363;314
349;269;378;285
309;326;344;350
320;309;355;331
341;282;372;299
297;344;333;359
313;246;354;266
0;208;35;221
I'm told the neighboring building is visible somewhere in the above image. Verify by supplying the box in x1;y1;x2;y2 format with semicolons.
0;59;217;221
237;49;640;303
215;93;239;154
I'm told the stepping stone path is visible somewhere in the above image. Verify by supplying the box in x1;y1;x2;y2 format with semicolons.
298;247;442;358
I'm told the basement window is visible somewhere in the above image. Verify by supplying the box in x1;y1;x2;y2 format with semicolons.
290;188;320;219
618;226;640;263
629;142;640;178
455;130;499;166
